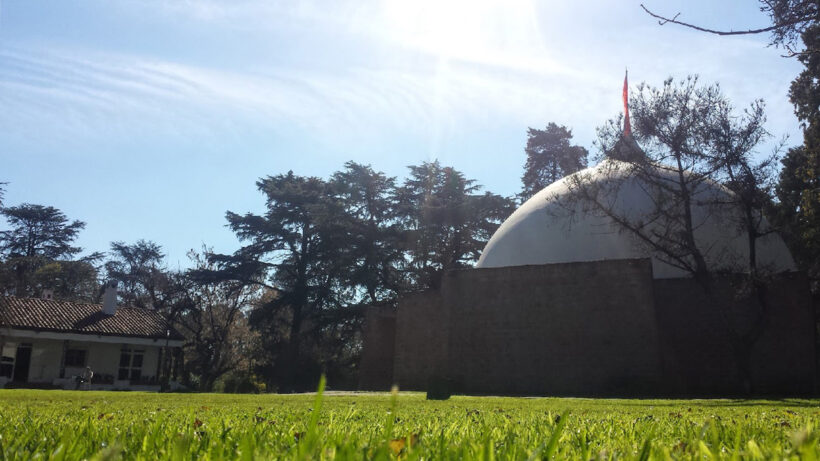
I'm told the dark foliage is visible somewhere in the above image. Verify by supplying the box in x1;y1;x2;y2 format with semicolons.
175;248;259;391
190;161;512;390
774;24;820;289
192;172;356;391
1;204;85;259
330;162;404;305
395;161;514;290
106;240;168;309
519;123;588;202
0;203;100;300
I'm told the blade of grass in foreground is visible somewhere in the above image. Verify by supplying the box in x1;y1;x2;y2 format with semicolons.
295;375;326;460
528;410;569;461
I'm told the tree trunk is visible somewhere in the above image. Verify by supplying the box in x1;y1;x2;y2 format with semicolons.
276;301;304;393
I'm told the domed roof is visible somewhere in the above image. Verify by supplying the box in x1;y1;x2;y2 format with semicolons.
476;159;796;279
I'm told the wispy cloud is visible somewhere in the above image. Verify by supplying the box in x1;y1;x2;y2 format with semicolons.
0;41;609;150
0;0;803;158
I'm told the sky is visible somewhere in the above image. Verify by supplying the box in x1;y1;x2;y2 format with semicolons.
0;0;805;268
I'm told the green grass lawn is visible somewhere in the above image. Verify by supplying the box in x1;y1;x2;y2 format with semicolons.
1;383;819;460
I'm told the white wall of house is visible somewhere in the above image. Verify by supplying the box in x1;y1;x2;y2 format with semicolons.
0;332;179;390
1;342;17;359
41;340;158;381
28;340;62;382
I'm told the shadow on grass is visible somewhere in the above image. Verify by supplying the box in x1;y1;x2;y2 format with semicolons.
569;397;820;408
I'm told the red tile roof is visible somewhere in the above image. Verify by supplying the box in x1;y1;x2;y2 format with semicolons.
0;296;183;340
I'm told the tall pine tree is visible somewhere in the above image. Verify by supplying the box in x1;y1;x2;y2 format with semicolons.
519;123;588;202
778;24;820;290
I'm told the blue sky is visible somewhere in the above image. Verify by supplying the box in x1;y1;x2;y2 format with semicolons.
0;0;804;267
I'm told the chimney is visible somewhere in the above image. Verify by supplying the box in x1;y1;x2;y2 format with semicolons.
41;289;54;300
102;281;118;316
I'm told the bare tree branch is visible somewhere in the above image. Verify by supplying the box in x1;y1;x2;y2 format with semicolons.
640;3;805;36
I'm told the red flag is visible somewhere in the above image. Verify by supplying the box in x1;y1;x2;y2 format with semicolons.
623;70;631;136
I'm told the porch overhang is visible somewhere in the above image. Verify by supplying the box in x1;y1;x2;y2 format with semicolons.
1;328;184;348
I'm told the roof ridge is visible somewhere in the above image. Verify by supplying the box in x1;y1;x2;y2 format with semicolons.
2;295;149;311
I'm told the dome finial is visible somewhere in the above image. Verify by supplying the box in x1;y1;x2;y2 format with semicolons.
623;69;631;137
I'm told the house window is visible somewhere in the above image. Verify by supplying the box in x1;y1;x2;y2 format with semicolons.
0;355;12;378
64;349;87;368
118;348;144;381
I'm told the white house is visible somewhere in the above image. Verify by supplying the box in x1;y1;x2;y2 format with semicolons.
0;284;184;391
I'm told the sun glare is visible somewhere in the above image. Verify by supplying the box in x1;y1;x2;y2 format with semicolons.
380;0;542;64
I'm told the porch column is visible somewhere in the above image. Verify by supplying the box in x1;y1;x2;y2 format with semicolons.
155;346;163;382
59;340;68;378
172;347;182;381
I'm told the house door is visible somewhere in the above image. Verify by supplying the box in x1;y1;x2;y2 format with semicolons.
13;344;32;382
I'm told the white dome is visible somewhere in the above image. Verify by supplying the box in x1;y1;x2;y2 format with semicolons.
477;159;796;278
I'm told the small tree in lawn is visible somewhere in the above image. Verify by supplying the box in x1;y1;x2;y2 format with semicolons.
705;93;785;390
561;76;782;392
639;6;820;291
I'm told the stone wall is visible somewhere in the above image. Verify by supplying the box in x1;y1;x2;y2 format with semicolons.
748;273;816;394
389;259;666;395
654;273;816;395
438;258;663;395
365;258;817;396
357;306;397;391
392;291;449;390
